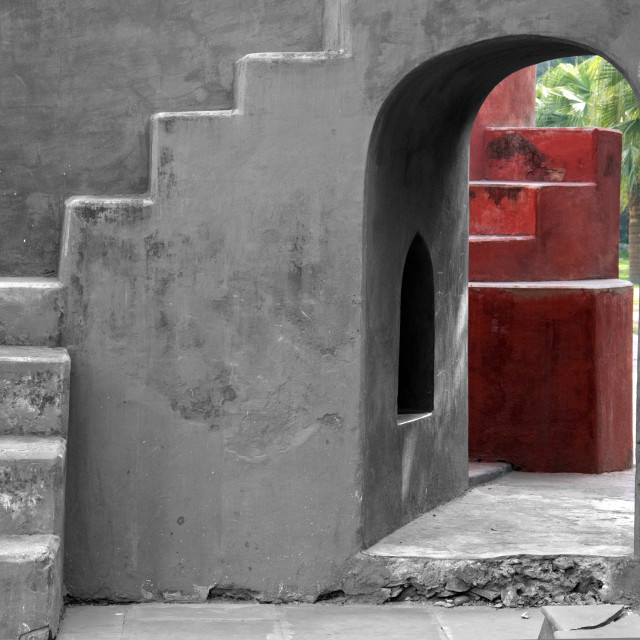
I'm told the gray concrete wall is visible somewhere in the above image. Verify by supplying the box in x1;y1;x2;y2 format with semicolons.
54;0;640;602
0;0;323;276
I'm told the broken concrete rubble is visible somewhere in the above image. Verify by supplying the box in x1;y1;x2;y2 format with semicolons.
340;554;624;608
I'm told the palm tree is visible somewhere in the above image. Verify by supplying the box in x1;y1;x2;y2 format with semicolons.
536;57;640;282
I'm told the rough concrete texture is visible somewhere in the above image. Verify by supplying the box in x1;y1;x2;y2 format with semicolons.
0;436;65;535
0;347;70;436
54;0;640;602
345;553;623;609
57;602;547;640
468;462;511;489
0;534;62;640
0;0;324;277
469;281;633;473
367;470;635;558
348;470;634;607
0;279;64;347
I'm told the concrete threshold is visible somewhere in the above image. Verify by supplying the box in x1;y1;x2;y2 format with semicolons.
344;469;635;608
468;461;513;488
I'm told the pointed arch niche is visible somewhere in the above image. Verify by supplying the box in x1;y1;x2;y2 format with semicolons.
397;234;434;418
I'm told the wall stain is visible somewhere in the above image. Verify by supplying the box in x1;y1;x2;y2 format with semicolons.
488;132;549;180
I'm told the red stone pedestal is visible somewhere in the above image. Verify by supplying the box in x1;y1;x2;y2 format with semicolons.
468;281;633;473
468;71;631;473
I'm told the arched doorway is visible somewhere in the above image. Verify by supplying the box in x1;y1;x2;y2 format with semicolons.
361;36;640;565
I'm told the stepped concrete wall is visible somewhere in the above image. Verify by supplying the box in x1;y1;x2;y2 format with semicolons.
46;0;640;604
0;0;323;277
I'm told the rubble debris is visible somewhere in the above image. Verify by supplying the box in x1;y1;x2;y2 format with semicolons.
341;553;623;608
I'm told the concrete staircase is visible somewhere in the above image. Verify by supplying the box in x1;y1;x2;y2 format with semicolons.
0;280;69;640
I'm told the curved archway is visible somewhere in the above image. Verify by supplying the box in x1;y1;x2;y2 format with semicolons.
361;35;640;547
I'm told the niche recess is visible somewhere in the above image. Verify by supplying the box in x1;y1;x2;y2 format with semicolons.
397;234;435;416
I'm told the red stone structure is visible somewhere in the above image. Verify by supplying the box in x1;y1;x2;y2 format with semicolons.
468;69;633;473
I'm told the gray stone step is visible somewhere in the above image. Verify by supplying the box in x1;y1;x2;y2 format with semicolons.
0;534;62;640
0;347;70;436
0;279;64;348
0;436;65;535
468;461;512;488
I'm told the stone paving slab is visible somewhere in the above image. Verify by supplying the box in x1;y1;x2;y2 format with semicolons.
58;603;546;640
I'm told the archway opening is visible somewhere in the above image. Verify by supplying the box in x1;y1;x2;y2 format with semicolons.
361;36;640;603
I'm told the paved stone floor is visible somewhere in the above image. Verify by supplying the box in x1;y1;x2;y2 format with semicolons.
367;468;635;558
57;602;546;639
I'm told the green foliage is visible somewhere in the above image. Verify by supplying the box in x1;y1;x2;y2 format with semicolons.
619;249;630;280
536;56;640;209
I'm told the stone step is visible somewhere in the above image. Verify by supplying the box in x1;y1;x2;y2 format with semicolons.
0;347;70;437
0;436;65;535
469;181;617;282
483;126;621;184
468;461;512;488
0;279;64;348
0;534;62;640
469;180;592;237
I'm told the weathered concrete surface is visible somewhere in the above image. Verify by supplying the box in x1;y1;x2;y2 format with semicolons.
347;471;635;607
0;279;64;347
0;347;69;638
57;603;546;640
469;281;633;473
0;0;324;277
56;0;640;603
345;552;626;608
0;347;70;436
0;436;65;535
0;534;62;640
468;461;512;489
367;470;635;559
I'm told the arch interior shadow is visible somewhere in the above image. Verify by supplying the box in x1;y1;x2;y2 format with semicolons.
397;233;435;415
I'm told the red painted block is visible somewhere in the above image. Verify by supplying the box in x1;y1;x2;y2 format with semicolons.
468;281;633;473
470;67;536;180
484;127;621;184
469;182;536;236
470;182;618;281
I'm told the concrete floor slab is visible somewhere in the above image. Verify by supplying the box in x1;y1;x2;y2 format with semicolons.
57;603;547;640
366;469;635;558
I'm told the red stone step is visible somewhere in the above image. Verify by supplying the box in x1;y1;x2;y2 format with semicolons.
470;182;617;281
483;127;621;183
469;181;537;236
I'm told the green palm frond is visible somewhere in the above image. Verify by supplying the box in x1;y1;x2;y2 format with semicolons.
537;55;640;208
